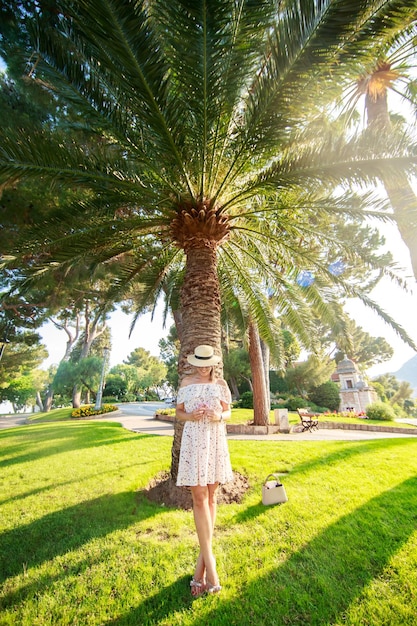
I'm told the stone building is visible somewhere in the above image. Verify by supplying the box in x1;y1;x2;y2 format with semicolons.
333;356;378;413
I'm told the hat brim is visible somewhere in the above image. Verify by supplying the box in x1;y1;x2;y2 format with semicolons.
187;354;221;367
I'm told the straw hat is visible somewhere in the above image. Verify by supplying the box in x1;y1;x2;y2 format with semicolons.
186;345;221;367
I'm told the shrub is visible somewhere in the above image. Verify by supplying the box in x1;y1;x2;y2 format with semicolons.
145;391;159;401
239;391;253;409
365;401;396;421
308;381;340;412
282;396;309;411
271;401;287;410
71;404;118;418
102;395;119;404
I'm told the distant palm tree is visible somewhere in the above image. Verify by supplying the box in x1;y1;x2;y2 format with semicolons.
352;47;417;279
1;0;417;480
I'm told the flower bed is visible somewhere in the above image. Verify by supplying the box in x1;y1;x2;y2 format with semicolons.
71;404;118;418
323;410;368;419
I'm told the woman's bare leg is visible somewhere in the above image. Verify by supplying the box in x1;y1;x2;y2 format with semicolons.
192;483;219;585
208;483;218;530
191;485;219;588
190;483;219;594
206;483;220;587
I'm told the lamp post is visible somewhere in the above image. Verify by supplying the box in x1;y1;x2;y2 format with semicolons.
94;346;110;411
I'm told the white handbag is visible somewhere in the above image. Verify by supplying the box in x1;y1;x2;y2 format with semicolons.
262;473;288;505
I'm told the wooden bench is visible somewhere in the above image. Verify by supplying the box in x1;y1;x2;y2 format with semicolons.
297;408;319;432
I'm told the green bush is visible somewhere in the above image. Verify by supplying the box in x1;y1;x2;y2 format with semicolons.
308;381;340;412
271;401;287;410
102;395;119;404
365;401;396;421
282;396;309;411
145;391;159;401
239;391;254;409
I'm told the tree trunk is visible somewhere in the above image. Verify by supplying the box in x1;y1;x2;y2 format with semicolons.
248;321;269;426
261;338;271;411
36;391;44;412
47;314;81;411
366;91;417;280
44;388;54;412
243;376;253;392
71;303;106;407
36;386;54;412
72;385;81;408
170;244;222;482
229;376;240;400
381;180;417;280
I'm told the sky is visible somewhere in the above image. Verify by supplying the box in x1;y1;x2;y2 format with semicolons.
344;226;417;377
39;305;173;370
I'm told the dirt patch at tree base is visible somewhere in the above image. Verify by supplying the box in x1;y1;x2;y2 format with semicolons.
143;470;250;510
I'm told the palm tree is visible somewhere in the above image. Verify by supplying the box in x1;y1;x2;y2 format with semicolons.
1;0;417;482
349;47;417;278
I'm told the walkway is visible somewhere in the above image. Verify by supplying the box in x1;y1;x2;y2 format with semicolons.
0;414;29;430
108;404;417;441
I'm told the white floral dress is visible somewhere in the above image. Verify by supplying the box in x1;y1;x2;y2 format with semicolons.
176;382;234;487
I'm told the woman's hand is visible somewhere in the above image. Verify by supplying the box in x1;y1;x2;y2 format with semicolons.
204;408;221;422
191;407;206;421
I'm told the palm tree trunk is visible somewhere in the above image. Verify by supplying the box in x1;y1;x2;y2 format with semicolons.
248;321;269;426
178;246;222;367
366;92;417;280
170;244;222;481
381;181;417;280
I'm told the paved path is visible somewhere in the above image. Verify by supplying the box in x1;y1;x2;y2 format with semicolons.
109;404;417;442
0;414;28;430
2;403;417;441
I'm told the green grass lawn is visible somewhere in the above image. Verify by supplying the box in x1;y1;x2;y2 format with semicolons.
1;418;417;625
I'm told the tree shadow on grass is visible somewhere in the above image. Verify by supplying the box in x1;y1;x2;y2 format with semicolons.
0;422;156;467
103;576;194;626
91;451;417;626
199;475;417;626
233;437;417;524
0;489;164;584
0;460;146;507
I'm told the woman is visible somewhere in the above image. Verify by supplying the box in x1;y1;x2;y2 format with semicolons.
176;345;233;596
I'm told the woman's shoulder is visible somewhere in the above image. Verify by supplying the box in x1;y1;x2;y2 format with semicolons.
214;378;228;388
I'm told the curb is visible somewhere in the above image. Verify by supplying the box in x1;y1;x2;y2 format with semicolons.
318;420;417;435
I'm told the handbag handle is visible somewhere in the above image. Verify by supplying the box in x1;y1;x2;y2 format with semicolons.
264;473;282;486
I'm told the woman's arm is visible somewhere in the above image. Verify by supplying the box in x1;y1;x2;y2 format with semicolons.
218;378;232;421
219;401;231;421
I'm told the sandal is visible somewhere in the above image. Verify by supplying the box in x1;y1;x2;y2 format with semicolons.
190;578;206;597
206;581;222;594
